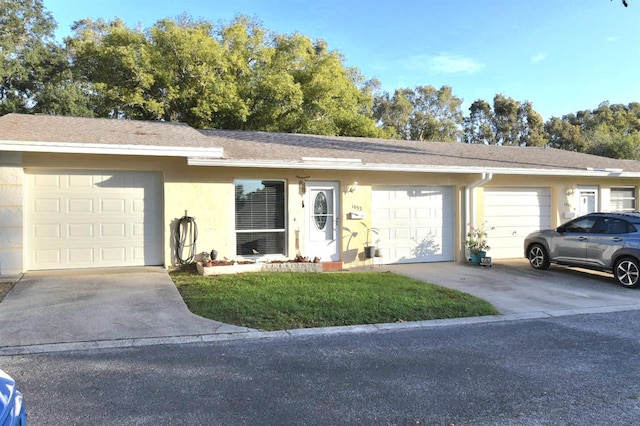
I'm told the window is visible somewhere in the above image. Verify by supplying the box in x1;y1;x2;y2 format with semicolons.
563;216;597;233
595;217;630;234
235;179;286;255
611;187;636;212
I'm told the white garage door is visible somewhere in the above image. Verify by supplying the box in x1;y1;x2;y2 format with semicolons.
372;186;454;264
483;187;551;259
27;170;163;270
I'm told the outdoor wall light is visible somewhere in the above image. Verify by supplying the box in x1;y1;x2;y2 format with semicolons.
348;181;358;193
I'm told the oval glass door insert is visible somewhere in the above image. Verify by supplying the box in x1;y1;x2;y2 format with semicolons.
314;192;328;230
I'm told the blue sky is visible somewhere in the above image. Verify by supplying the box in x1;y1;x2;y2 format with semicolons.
43;0;638;120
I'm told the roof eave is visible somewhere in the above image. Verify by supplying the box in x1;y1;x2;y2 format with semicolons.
0;141;224;158
187;157;640;177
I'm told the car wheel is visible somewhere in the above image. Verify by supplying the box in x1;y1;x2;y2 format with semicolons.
527;244;550;270
614;258;640;288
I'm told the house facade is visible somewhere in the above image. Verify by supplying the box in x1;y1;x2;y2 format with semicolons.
1;113;640;276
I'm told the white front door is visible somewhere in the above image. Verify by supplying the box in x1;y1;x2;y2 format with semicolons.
578;187;598;216
306;181;340;261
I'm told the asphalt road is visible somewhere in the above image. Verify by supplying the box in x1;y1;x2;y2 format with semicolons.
3;311;640;425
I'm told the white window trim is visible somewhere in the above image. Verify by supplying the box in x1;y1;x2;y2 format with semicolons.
233;178;288;258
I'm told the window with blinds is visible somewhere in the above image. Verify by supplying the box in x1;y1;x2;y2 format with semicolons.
611;187;636;212
235;179;286;255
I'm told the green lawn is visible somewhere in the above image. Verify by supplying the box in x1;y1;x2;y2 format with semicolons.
170;271;498;331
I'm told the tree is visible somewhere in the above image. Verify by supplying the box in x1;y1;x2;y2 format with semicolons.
373;85;464;141
0;0;63;115
149;17;244;127
217;16;302;131
517;101;546;146
544;116;585;151
67;18;160;119
544;102;640;159
409;85;463;141
463;99;495;144
30;44;95;117
492;94;520;145
372;88;413;139
462;95;546;146
64;14;383;135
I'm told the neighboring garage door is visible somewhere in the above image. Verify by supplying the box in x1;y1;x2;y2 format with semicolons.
27;170;163;270
372;186;455;264
483;187;551;259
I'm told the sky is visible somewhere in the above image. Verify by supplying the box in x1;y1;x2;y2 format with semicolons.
43;0;639;120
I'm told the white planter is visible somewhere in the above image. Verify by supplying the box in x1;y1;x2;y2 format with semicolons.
196;262;261;276
262;263;323;273
196;262;323;276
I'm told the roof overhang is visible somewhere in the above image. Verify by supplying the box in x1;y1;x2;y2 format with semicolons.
186;158;640;178
0;141;224;158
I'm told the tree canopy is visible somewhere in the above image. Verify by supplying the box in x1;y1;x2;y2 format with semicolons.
1;0;639;159
63;14;387;137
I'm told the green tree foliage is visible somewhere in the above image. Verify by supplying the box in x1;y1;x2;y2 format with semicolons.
0;0;64;114
545;102;640;159
3;1;639;159
517;101;546;147
463;95;545;146
544;116;585;151
463;99;495;144
373;88;414;139
65;15;383;136
373;85;464;141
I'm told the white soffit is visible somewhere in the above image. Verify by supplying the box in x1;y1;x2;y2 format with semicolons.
0;140;224;158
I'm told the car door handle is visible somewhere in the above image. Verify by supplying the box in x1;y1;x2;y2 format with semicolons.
612;237;624;242
578;236;588;241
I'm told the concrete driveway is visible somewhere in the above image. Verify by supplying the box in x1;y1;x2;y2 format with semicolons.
385;258;640;316
0;267;252;350
3;260;640;353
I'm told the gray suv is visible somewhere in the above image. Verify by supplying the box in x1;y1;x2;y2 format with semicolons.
524;212;640;288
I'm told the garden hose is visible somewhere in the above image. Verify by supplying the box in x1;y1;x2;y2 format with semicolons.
175;215;198;265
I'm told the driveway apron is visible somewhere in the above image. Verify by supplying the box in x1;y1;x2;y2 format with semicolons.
384;259;640;315
0;267;251;348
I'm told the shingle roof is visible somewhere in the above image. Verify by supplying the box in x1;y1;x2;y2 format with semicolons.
2;113;640;175
199;129;640;173
0;113;212;147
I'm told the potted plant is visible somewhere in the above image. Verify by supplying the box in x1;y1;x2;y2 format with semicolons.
360;223;379;259
464;224;490;264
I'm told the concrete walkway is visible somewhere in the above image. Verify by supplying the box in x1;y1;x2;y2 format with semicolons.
0;267;252;352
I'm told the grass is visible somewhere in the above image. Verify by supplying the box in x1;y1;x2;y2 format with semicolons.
0;282;16;303
170;271;499;331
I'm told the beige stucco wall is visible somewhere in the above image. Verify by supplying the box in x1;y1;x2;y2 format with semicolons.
0;152;24;275
12;152;640;274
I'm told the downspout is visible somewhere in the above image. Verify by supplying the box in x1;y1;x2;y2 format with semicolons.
464;172;493;259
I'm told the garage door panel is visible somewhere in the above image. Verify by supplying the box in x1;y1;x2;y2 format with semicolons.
34;198;60;213
69;248;94;263
69;224;93;238
27;170;163;270
487;205;551;217
102;247;126;262
101;198;126;213
373;186;454;264
484;188;551;259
